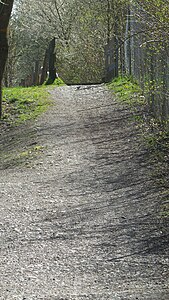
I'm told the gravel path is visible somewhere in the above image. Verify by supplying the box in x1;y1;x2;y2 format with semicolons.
0;85;168;300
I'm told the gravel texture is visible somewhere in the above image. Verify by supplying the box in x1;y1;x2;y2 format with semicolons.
0;84;168;300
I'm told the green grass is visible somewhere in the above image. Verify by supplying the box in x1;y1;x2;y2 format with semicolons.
52;77;65;86
45;77;65;86
1;85;52;126
108;76;145;106
0;80;65;168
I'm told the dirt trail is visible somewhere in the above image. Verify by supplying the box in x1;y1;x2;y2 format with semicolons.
0;85;168;300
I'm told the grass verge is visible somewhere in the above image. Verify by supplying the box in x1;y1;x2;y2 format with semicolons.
1;85;52;127
0;85;52;169
107;76;145;106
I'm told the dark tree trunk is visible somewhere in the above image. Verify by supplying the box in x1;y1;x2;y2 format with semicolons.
45;38;56;85
33;60;40;86
114;18;119;77
40;48;49;85
3;68;9;87
0;81;2;116
124;5;132;76
0;0;14;118
107;0;111;44
0;31;8;117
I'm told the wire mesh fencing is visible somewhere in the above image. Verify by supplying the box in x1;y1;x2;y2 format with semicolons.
105;3;169;122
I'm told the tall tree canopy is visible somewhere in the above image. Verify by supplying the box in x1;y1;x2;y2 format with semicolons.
8;0;128;85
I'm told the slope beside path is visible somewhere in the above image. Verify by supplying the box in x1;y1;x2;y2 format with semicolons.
0;85;168;299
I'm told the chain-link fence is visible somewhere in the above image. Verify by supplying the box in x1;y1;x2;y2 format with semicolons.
126;5;169;121
105;4;169;121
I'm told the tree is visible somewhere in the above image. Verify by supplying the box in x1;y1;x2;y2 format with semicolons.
0;0;14;117
9;0;75;85
45;38;57;85
10;0;128;85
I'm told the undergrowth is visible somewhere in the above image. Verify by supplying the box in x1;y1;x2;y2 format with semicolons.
108;76;145;106
145;120;169;219
108;76;169;219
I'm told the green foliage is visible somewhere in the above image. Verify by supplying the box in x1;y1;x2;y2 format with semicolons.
108;76;145;106
11;0;128;85
136;0;169;26
1;86;51;126
146;126;169;149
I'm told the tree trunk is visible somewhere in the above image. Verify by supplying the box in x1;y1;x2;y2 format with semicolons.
3;68;9;87
106;0;111;44
0;81;2;116
0;0;14;118
40;48;49;85
33;60;40;86
0;31;8;117
45;38;56;85
124;5;132;76
114;18;119;77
